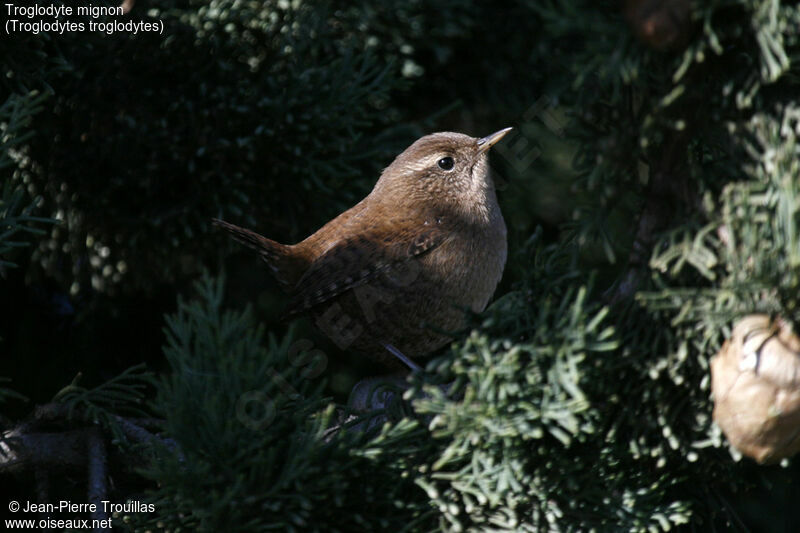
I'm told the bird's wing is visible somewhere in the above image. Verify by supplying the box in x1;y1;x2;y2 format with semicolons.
287;219;447;315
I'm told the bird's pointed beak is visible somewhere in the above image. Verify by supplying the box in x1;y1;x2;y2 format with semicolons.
477;127;513;154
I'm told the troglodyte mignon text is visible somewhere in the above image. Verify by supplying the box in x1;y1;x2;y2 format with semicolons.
214;128;511;371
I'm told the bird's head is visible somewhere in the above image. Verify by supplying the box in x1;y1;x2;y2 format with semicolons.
372;128;512;220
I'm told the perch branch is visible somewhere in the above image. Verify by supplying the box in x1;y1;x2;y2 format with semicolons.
607;132;692;303
87;428;110;531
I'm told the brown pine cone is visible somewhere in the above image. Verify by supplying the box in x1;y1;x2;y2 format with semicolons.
711;315;800;463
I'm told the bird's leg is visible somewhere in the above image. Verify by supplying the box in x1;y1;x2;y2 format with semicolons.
382;342;422;372
384;343;458;399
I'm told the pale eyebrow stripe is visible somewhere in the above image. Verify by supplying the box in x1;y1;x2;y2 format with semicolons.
407;152;451;172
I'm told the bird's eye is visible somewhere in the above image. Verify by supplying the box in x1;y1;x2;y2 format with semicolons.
437;157;455;170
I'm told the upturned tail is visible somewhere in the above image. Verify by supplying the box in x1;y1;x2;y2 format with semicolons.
212;218;304;288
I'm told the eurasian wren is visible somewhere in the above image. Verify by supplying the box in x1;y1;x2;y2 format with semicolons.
214;128;511;370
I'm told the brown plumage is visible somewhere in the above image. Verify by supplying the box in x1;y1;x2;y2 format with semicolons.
214;129;511;370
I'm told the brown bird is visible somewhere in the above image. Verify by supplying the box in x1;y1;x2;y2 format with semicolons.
214;128;511;371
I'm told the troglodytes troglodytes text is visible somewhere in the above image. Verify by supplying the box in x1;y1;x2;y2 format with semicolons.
214;128;511;371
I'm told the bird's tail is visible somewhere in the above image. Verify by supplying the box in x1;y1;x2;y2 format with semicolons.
212;218;303;288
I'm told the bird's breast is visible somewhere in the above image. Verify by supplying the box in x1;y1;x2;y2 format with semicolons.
422;220;506;312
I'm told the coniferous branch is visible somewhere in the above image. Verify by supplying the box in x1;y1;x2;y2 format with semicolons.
0;363;160;476
53;364;154;445
136;273;433;532
643;104;800;334
0;377;27;404
0;92;54;271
